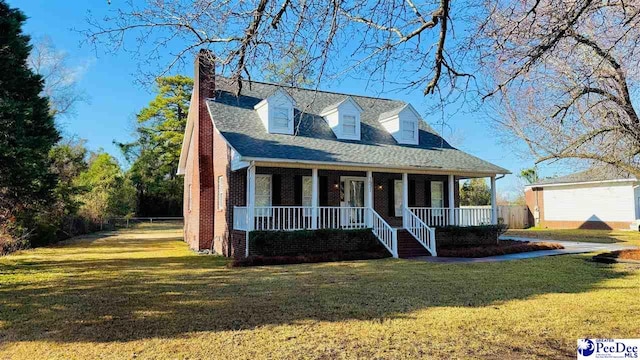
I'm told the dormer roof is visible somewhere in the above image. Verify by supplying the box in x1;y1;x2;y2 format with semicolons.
201;77;510;175
319;96;364;116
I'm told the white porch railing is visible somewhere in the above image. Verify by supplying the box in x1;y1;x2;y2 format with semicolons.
370;208;398;257
318;206;368;229
254;206;313;231
233;206;398;258
403;207;436;256
409;207;494;227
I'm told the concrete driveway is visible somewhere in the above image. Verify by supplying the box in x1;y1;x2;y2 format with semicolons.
410;236;637;263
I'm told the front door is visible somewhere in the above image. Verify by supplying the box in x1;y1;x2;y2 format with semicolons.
342;177;366;227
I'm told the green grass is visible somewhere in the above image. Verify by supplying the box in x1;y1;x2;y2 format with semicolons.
506;228;640;247
1;223;639;359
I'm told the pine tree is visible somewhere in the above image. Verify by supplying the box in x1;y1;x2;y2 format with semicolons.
0;1;60;227
117;75;192;216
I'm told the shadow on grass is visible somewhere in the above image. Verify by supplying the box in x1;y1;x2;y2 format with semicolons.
0;230;634;344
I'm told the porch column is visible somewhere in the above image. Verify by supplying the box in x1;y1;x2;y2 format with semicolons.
490;176;497;224
448;174;455;226
366;171;373;226
311;168;319;229
246;164;256;257
402;173;409;227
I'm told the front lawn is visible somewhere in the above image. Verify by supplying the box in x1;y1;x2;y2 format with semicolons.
506;228;640;247
1;223;639;359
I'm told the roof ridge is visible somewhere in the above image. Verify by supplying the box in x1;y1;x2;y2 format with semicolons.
215;75;401;102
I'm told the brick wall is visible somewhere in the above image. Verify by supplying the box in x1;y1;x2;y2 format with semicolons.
182;50;216;252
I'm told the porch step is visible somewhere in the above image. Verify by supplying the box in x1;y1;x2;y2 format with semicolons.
397;229;431;258
630;220;640;231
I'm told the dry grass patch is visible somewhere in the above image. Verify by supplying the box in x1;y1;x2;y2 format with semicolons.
0;224;639;359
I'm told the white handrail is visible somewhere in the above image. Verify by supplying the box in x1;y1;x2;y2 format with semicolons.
409;207;493;227
369;207;398;258
403;207;436;256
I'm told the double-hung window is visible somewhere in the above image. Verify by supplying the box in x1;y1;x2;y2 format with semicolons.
255;174;272;216
302;176;313;216
402;120;416;141
394;180;403;217
272;106;290;131
431;181;444;216
342;115;357;136
217;176;224;210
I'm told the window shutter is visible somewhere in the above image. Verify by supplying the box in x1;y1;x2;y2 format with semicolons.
409;179;416;207
443;179;449;207
294;175;302;205
272;174;282;205
319;176;329;206
425;180;431;207
387;178;395;216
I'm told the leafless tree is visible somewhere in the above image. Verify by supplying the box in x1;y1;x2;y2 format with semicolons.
28;37;88;117
83;0;471;97
475;0;640;176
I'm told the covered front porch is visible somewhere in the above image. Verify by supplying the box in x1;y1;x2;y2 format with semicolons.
232;163;499;258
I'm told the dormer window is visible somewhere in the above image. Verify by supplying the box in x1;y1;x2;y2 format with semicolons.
379;104;421;145
272;106;291;130
342;115;357;136
254;89;295;135
320;96;363;140
402;119;417;141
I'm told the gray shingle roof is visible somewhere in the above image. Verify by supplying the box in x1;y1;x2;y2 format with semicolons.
532;165;637;186
209;78;509;174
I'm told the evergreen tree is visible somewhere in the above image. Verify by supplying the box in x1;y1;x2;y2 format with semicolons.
0;1;60;230
459;178;491;206
117;75;192;216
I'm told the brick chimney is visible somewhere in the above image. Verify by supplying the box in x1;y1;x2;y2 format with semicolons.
195;49;216;250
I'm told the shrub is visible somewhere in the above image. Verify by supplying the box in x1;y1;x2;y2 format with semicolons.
438;240;563;258
229;250;390;267
249;228;384;256
435;224;509;249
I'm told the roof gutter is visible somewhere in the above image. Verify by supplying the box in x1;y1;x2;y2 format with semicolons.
525;178;638;189
240;156;510;177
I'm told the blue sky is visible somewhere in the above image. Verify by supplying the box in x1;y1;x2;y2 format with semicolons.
12;0;573;199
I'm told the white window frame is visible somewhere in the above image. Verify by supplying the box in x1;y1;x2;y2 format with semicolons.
272;106;290;131
342;114;357;136
394;180;403;217
431;181;444;216
217;176;224;210
255;174;272;216
302;176;313;216
402;120;417;141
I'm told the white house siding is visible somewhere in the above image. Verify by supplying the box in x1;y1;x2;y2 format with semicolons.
543;182;636;222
